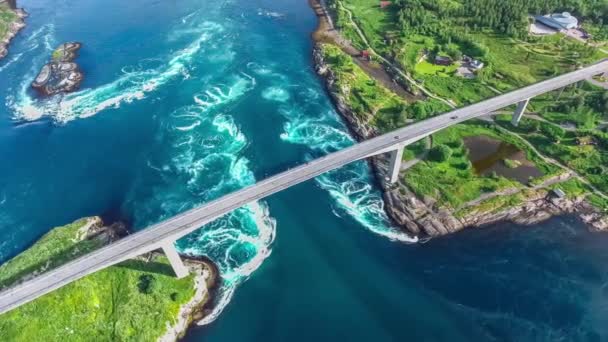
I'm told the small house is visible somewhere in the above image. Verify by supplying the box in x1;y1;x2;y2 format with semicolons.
470;59;484;70
551;188;566;199
380;1;392;9
576;136;596;146
361;50;371;61
434;56;452;66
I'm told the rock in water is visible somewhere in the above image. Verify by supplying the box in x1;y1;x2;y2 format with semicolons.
31;42;84;96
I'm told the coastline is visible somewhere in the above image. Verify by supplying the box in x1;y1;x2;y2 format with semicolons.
159;254;219;342
309;0;608;237
0;5;26;60
0;217;219;342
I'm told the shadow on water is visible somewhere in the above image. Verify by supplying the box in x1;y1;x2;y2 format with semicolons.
464;136;543;184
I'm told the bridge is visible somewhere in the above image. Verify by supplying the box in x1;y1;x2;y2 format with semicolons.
1;59;607;315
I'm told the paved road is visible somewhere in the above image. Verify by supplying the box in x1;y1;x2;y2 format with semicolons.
0;59;607;315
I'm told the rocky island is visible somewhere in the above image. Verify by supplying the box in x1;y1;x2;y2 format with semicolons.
0;217;218;341
31;42;84;96
0;0;27;60
311;0;608;238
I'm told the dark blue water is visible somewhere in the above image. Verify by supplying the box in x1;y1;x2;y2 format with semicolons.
1;0;607;341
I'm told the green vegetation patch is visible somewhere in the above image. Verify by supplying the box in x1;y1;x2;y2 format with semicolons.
0;219;197;341
415;60;458;76
321;43;450;132
496;115;608;195
531;81;608;130
0;218;106;289
404;123;524;208
339;0;607;104
403;121;559;208
321;43;408;130
454;189;543;218
0;3;18;41
503;158;521;169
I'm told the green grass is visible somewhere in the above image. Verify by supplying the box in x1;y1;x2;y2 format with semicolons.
321;43;450;132
0;218;198;341
495;115;608;195
454;189;542;218
503;158;521;169
588;194;608;212
403;121;560;208
530;81;608;130
415;60;458;76
321;43;409;131
421;75;495;106
339;0;608;102
51;49;63;60
404;123;531;208
0;218;106;289
549;178;589;199
336;0;399;54
0;4;18;43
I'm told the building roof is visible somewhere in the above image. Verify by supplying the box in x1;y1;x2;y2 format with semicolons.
380;1;392;9
551;188;567;198
470;60;484;69
535;12;579;30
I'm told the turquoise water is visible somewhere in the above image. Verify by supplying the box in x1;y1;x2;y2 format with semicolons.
1;0;607;340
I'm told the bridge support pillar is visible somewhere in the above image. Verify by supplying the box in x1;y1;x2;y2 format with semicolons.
511;98;530;126
162;242;189;279
387;145;404;184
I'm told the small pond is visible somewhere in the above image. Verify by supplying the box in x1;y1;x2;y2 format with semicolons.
464;136;544;184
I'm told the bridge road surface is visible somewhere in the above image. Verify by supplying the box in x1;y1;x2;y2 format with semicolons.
1;59;607;315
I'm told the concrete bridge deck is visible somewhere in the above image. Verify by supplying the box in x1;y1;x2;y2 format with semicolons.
0;59;607;315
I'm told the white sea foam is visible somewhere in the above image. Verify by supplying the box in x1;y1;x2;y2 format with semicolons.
135;70;273;325
0;52;23;73
10;21;224;123
262;86;290;102
274;83;418;243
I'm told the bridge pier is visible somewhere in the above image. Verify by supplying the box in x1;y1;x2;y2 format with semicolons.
511;98;530;126
387;146;404;184
161;242;189;279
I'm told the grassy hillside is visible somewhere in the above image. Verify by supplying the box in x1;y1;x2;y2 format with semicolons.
321;43;449;132
0;3;18;41
335;0;607;105
0;218;199;341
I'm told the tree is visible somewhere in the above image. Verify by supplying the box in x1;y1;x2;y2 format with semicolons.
138;274;158;294
540;123;566;142
447;48;463;61
429;144;453;162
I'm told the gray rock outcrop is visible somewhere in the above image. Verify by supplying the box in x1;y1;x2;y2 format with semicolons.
31;42;84;96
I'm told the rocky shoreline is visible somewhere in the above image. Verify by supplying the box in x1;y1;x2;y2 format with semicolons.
159;254;218;342
312;45;608;237
0;6;26;60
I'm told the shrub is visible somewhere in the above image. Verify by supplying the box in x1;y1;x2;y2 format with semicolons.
540;123;565;142
503;158;521;169
138;274;158;294
429;144;453;162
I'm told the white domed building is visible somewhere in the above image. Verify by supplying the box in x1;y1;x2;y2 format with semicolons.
535;12;579;31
